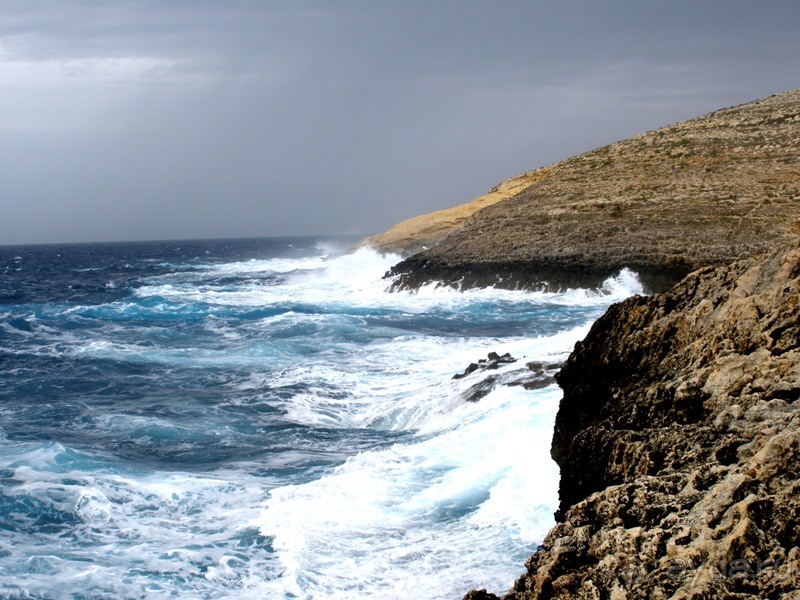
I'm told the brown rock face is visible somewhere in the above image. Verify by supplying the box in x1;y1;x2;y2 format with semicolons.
475;243;800;599
389;90;800;292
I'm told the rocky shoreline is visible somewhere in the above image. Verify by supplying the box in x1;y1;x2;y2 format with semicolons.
386;256;690;295
466;241;800;599
360;90;800;599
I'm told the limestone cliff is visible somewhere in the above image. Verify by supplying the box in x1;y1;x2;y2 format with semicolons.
384;89;800;292
466;242;800;599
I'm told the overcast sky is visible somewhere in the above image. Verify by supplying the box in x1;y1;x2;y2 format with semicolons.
1;1;799;245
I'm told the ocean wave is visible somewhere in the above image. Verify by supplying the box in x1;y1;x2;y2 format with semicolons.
257;384;561;599
0;238;645;599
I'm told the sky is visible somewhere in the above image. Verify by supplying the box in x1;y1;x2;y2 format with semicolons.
1;1;799;245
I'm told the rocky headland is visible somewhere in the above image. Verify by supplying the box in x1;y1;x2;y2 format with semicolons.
374;90;800;293
359;90;800;599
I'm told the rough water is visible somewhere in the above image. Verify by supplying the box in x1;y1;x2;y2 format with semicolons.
0;237;642;599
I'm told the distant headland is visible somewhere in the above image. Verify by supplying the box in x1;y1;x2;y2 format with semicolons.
363;89;800;598
363;89;800;294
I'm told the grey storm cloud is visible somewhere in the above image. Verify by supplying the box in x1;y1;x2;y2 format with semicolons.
1;0;799;245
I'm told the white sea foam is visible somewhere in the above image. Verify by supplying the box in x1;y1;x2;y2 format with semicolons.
257;384;561;598
0;442;279;598
240;252;642;598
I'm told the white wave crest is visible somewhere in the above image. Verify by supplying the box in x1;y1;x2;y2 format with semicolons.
256;385;561;599
133;247;644;313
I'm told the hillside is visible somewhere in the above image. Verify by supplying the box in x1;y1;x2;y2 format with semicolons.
378;90;800;292
358;170;550;255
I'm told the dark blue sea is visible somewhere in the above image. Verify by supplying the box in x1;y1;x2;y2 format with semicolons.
0;237;642;598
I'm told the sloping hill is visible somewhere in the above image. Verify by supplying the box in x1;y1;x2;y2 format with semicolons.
380;90;800;292
358;170;552;256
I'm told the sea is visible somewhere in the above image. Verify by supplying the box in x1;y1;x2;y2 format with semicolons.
0;236;643;599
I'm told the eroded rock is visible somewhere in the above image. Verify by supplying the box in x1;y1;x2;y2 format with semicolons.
388;90;800;293
466;242;800;598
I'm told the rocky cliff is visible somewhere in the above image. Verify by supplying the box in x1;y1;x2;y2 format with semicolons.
466;242;800;599
381;89;800;293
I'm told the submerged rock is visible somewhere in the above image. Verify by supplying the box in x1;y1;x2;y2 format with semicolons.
454;352;518;403
453;352;559;402
462;374;501;403
468;242;800;598
453;352;517;379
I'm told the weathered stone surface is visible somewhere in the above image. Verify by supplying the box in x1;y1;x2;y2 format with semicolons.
468;243;800;599
385;90;800;292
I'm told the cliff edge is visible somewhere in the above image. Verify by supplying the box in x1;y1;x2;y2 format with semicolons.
467;242;800;598
383;90;800;292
